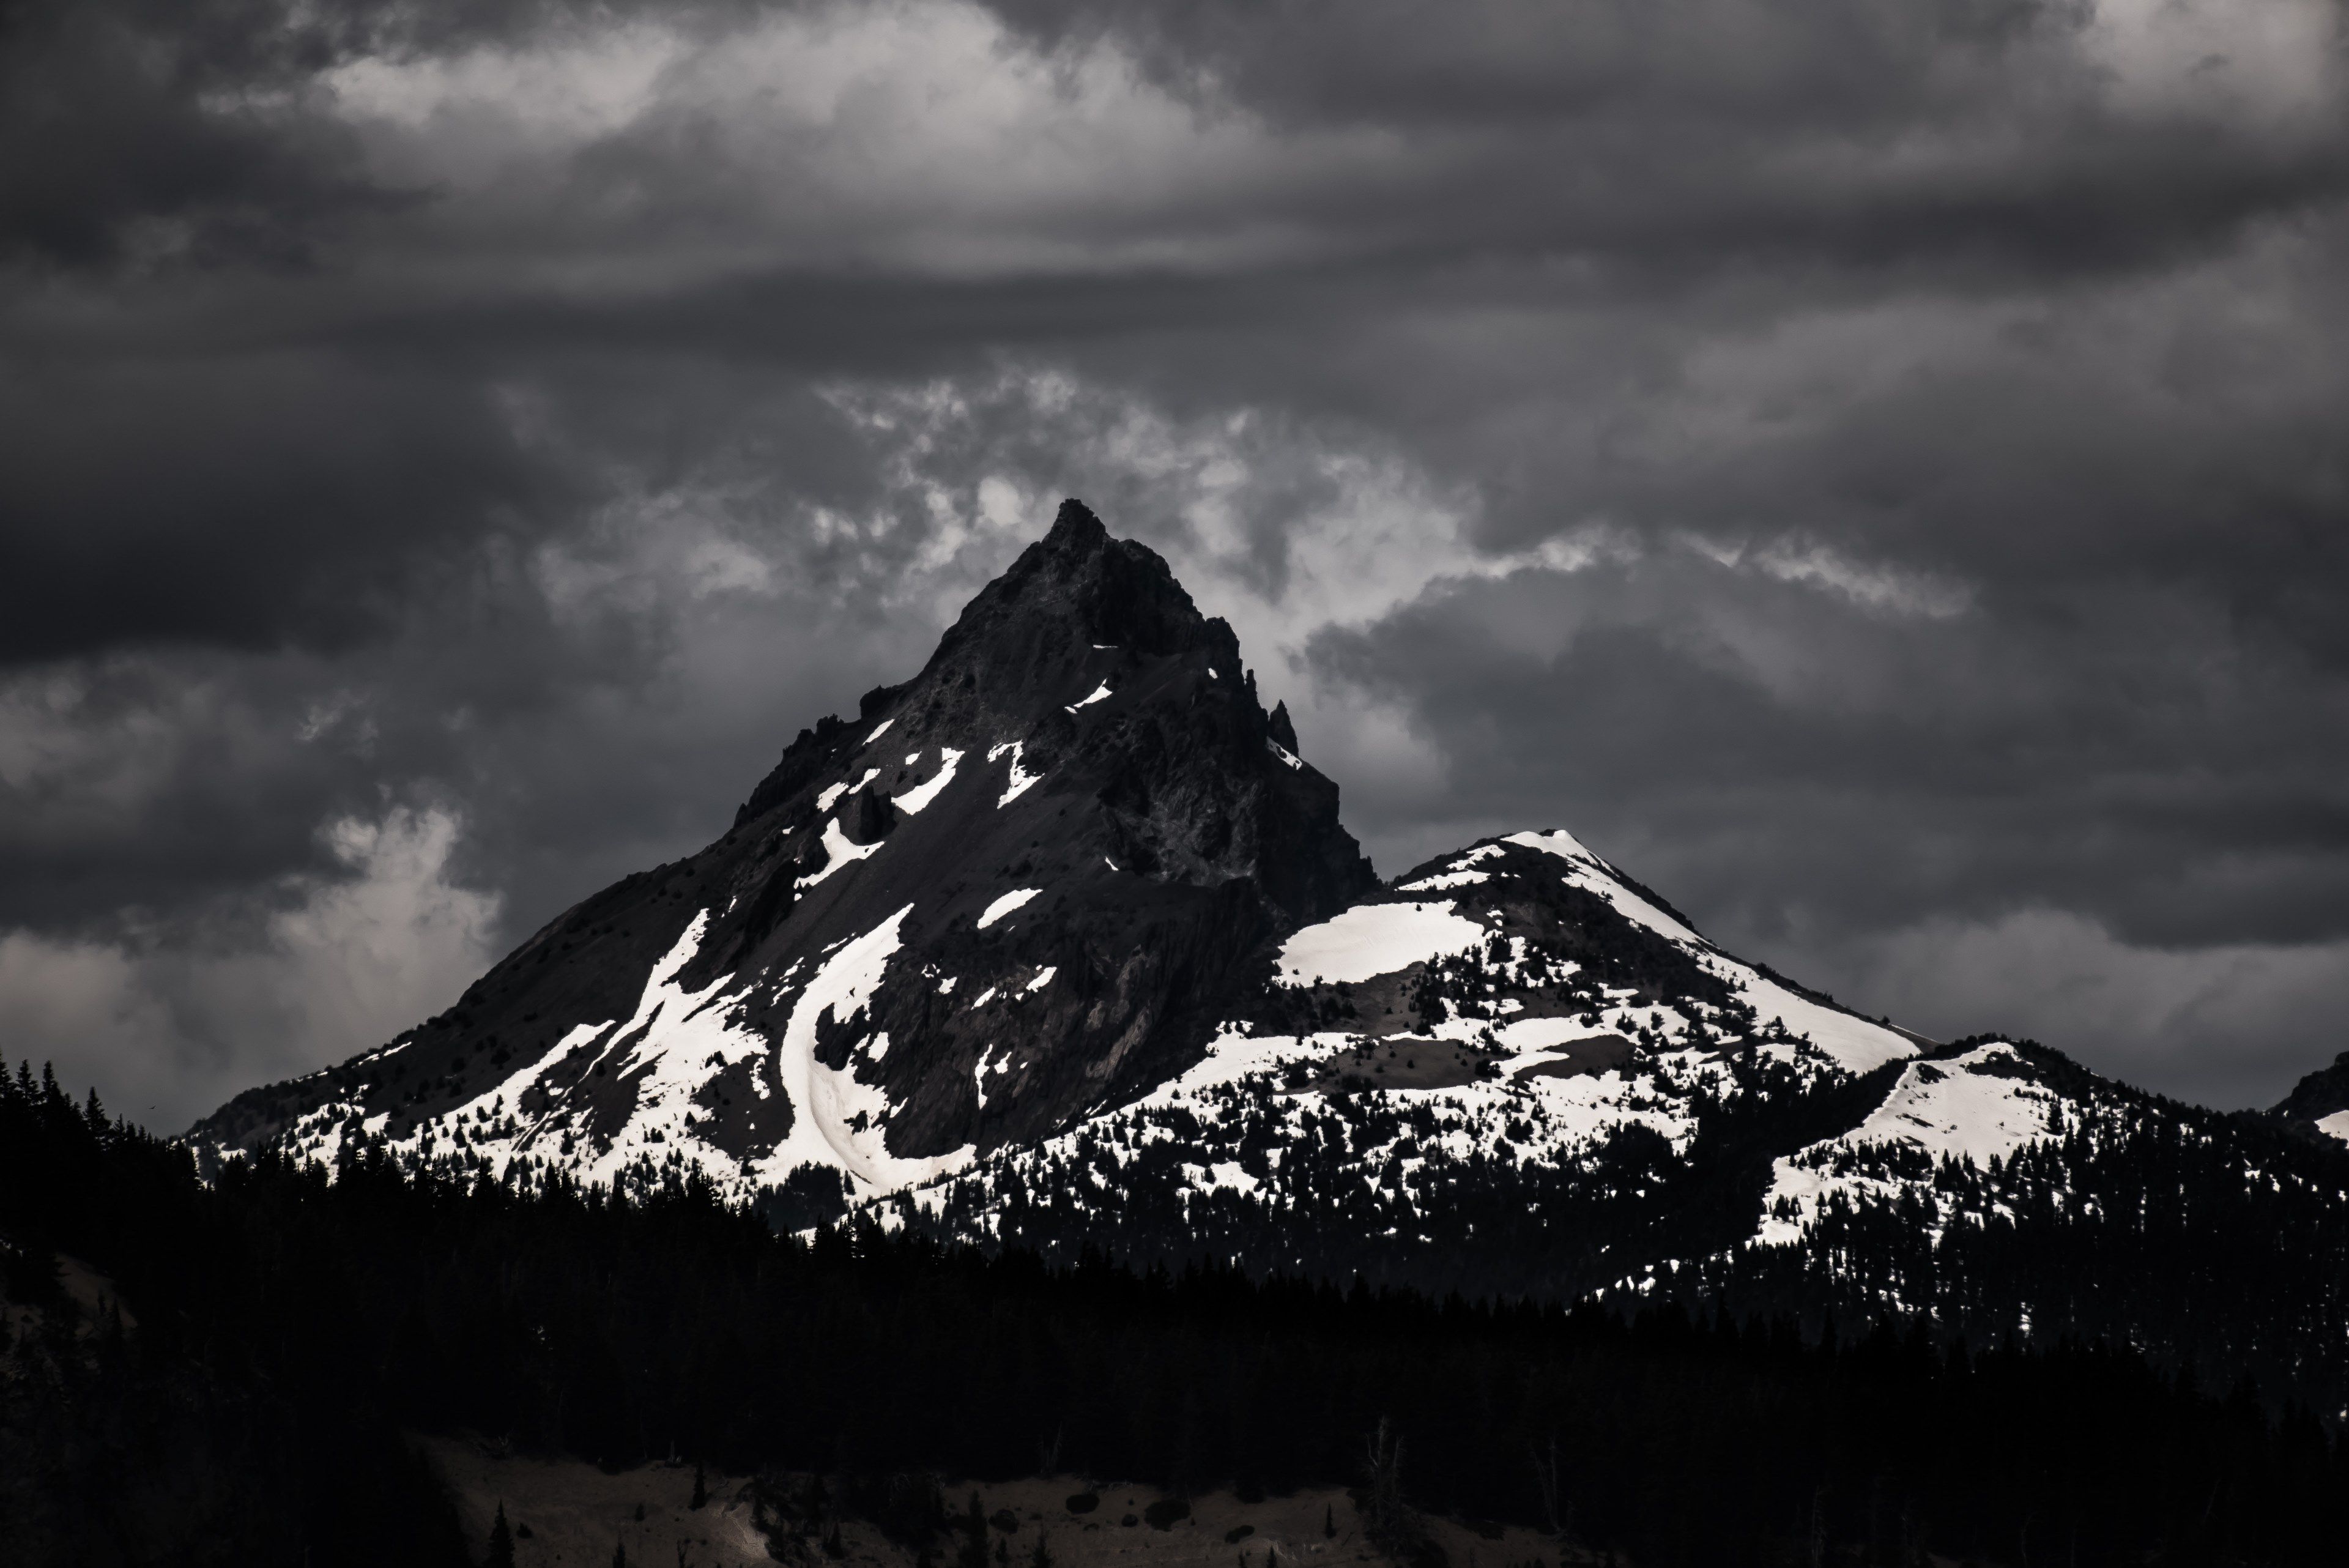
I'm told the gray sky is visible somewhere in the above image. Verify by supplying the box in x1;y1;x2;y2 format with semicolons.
3;0;2345;1129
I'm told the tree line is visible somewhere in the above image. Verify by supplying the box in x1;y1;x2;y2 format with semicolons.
3;1053;2345;1567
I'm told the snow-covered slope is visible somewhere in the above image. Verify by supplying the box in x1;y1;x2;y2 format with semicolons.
1754;1041;2061;1246
884;829;1971;1294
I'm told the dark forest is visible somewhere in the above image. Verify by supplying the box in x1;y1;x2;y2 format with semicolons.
5;1054;2345;1568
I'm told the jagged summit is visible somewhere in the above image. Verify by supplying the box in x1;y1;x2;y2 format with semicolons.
192;499;1375;1208
929;497;1230;669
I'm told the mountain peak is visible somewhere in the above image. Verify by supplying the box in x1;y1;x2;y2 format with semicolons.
1042;496;1108;551
927;496;1224;674
194;497;1375;1197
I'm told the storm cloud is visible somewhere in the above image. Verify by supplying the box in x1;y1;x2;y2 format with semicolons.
1;0;2343;1124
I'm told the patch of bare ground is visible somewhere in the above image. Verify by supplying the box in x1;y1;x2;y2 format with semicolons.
420;1439;1589;1568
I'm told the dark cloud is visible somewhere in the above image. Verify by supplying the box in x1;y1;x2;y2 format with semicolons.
1;0;2344;1122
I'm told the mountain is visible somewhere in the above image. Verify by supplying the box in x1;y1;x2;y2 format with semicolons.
190;500;2349;1414
194;501;1374;1208
2275;1051;2349;1142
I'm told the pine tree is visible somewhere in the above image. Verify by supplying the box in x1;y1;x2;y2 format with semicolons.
614;1539;628;1568
1028;1531;1053;1568
692;1461;708;1510
956;1495;990;1568
488;1502;516;1568
1324;1506;1336;1540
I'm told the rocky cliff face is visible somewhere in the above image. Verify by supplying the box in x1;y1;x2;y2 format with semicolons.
191;502;1376;1206
2273;1050;2349;1142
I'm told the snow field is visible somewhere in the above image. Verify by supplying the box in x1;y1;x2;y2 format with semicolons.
1754;1041;2057;1247
1273;901;1490;987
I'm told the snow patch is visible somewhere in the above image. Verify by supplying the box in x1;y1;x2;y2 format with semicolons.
987;740;1042;806
976;888;1041;929
892;747;965;814
1269;740;1303;770
1274;901;1489;986
1064;681;1111;713
1491;1016;1597;1053
796;816;883;888
1399;844;1504;892
816;768;881;812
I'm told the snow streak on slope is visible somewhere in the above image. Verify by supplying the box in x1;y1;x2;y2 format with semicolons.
271;905;971;1204
977;888;1039;929
893;749;965;815
760;903;973;1193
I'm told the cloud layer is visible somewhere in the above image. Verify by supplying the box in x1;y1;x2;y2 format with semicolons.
2;0;2344;1124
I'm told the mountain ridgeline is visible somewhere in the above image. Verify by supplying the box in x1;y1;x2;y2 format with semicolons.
188;499;2349;1420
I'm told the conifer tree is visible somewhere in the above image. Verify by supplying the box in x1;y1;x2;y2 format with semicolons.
1028;1531;1053;1568
692;1461;708;1510
956;1495;990;1568
488;1502;516;1568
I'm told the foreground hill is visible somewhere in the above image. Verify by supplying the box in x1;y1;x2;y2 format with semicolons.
188;500;2349;1417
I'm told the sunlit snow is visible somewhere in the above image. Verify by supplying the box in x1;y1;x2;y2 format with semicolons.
755;902;973;1192
1756;1041;2054;1245
1274;901;1489;986
796;816;883;888
892;747;965;814
976;888;1040;929
816;768;881;812
987;740;1042;806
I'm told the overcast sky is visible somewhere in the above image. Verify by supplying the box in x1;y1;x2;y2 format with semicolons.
4;0;2345;1128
